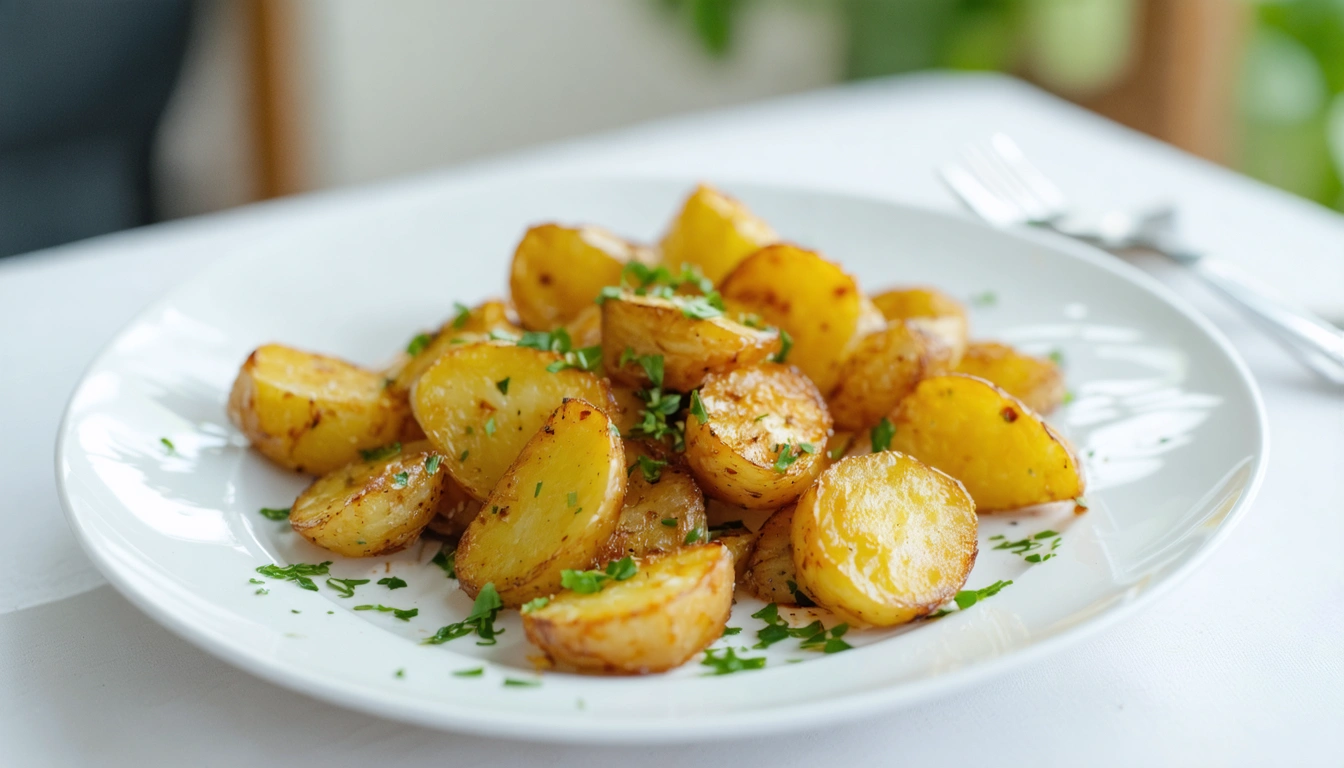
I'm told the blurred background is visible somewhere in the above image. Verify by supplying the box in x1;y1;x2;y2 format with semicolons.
2;0;1342;258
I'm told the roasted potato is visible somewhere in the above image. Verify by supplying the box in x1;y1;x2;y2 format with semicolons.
827;320;958;431
872;287;969;362
411;342;616;500
564;303;604;349
955;341;1066;414
522;544;733;674
290;444;447;556
889;374;1083;511
385;300;523;395
424;476;484;538
660;184;777;284
601;292;780;391
228;344;411;475
609;385;646;436
719;244;883;394
455;399;626;607
792;452;978;626
741;505;813;605
595;443;707;563
683;363;832;509
510;224;653;331
710;524;759;580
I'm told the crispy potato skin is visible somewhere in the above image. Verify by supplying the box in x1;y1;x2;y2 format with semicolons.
290;446;447;557
660;184;777;284
792;452;978;626
719;244;880;394
510;224;652;330
828;321;956;431
889;374;1083;511
411;342;616;500
741;505;810;605
684;363;832;509
455;399;626;607
601;293;780;391
873;287;969;363
227;344;410;475
522;545;733;674
386;300;523;396
955;342;1066;414
595;444;707;563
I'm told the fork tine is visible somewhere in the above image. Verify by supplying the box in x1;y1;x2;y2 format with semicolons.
938;162;1026;227
962;141;1056;223
987;134;1067;216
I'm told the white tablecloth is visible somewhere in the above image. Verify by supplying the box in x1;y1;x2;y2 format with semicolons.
3;73;1342;766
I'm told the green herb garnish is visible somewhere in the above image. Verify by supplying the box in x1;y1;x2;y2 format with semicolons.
521;596;550;614
631;454;668;483
453;667;484;677
769;329;793;363
701;648;766;675
254;561;332;592
451;302;471;329
406;333;433;356
503;677;541;687
534;482;543;498
425;454;442;475
378;576;408;590
391;471;409;489
870;417;895;453
325;577;370;598
689;389;709;424
496;377;510;395
423;583;504;645
661;518;677;527
971;291;998;307
484;416;497;436
160;437;176;454
360;442;401;462
258;506;290;521
354;604;418;621
431;547;456;579
560;557;638;594
684;527;703;544
786;579;817;608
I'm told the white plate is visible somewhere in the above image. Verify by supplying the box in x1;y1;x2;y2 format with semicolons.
56;178;1267;743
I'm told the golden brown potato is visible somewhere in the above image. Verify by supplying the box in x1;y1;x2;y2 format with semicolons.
595;444;707;563
828;320;958;431
509;224;653;331
792;452;978;626
710;525;759;580
227;344;411;475
660;184;777;284
890;374;1083;511
385;300;524;396
601;292;780;391
290;444;447;557
411;342;617;500
522;544;733;674
424;477;484;538
609;385;645;436
955;342;1066;414
564;303;604;349
741;505;813;605
455;399;626;607
873;287;969;363
683;363;832;509
719;244;883;394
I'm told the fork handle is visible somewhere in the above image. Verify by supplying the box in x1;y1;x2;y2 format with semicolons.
1179;254;1344;384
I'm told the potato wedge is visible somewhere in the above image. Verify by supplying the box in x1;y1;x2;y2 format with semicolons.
828;321;957;431
290;444;447;556
510;224;652;330
227;344;411;475
684;363;832;509
386;300;524;396
425;477;484;538
719;244;882;393
660;184;777;284
522;544;733;674
411;342;616;500
595;443;707;563
889;374;1083;511
742;505;815;605
455;399;626;606
955;342;1066;414
601;292;780;391
709;523;759;580
792;452;978;626
873;287;969;363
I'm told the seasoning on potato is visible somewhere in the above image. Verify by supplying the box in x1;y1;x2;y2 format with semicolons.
660;184;777;284
510;224;654;331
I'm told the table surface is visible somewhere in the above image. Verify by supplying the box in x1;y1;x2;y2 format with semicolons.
3;73;1342;767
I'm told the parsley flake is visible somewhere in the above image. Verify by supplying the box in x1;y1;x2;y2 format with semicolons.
631;454;668;483
520;596;550;614
503;678;541;687
870;417;895;453
496;377;510;395
254;561;332;592
701;648;766;675
160;437;176;454
453;667;484;677
451;302;471;329
431;548;456;579
258;506;290;521
534;481;543;498
684;528;703;545
660;518;677;527
769;329;793;363
325;577;370;598
378;576;408;590
354;604;418;621
406;333;433;356
484;416;497;436
560;557;638;594
423;583;504;645
391;471;409;489
360;442;401;462
425;454;442;475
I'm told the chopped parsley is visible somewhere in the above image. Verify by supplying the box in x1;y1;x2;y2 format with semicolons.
771;443;809;473
534;482;543;497
827;443;848;461
354;604;418;621
870;417;895;453
566;491;578;507
620;349;665;388
545;345;603;374
971;291;998;307
797;622;852;654
660;518;677;527
378;576;407;590
618;262;714;297
1075;495;1089;509
394;668;405;679
631;454;668;483
249;578;264;585
750;603;848;652
722;626;742;636
459;449;469;462
678;294;725;319
425;454;442;475
628;386;685;450
786;579;817;608
431;547;457;579
689;389;709;424
1062;390;1076;404
684;527;703;544
701;648;766;675
495;377;510;395
754;413;769;422
451;302;471;329
453;667;484;677
360;442;401;462
930;579;1015;617
503;678;541;687
519;328;601;373
560;557;638;594
520;596;550;614
160;437;176;454
391;471;409;489
423;583;504;645
769;329;793;364
484;416;497;436
994;529;1062;563
406;333;433;356
518;328;572;353
1047;349;1065;366
258;506;290;521
325;577;370;598
254;561;332;592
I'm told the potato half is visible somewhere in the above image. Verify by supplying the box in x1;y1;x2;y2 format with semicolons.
889;374;1083;511
386;299;523;395
741;505;812;605
660;184;777;284
564;303;604;349
711;526;759;580
872;287;969;363
596;444;707;563
522;544;734;674
955;341;1066;415
228;344;411;475
601;292;780;391
290;445;447;557
684;363;832;509
510;224;652;330
792;452;978;626
828;320;956;431
455;399;626;607
411;342;616;500
719;244;883;394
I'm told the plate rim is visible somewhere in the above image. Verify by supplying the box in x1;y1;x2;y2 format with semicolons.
54;176;1270;743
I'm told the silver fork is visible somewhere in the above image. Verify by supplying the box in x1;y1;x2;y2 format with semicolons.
941;134;1344;385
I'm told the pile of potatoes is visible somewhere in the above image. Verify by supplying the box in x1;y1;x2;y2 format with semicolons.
228;184;1084;675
